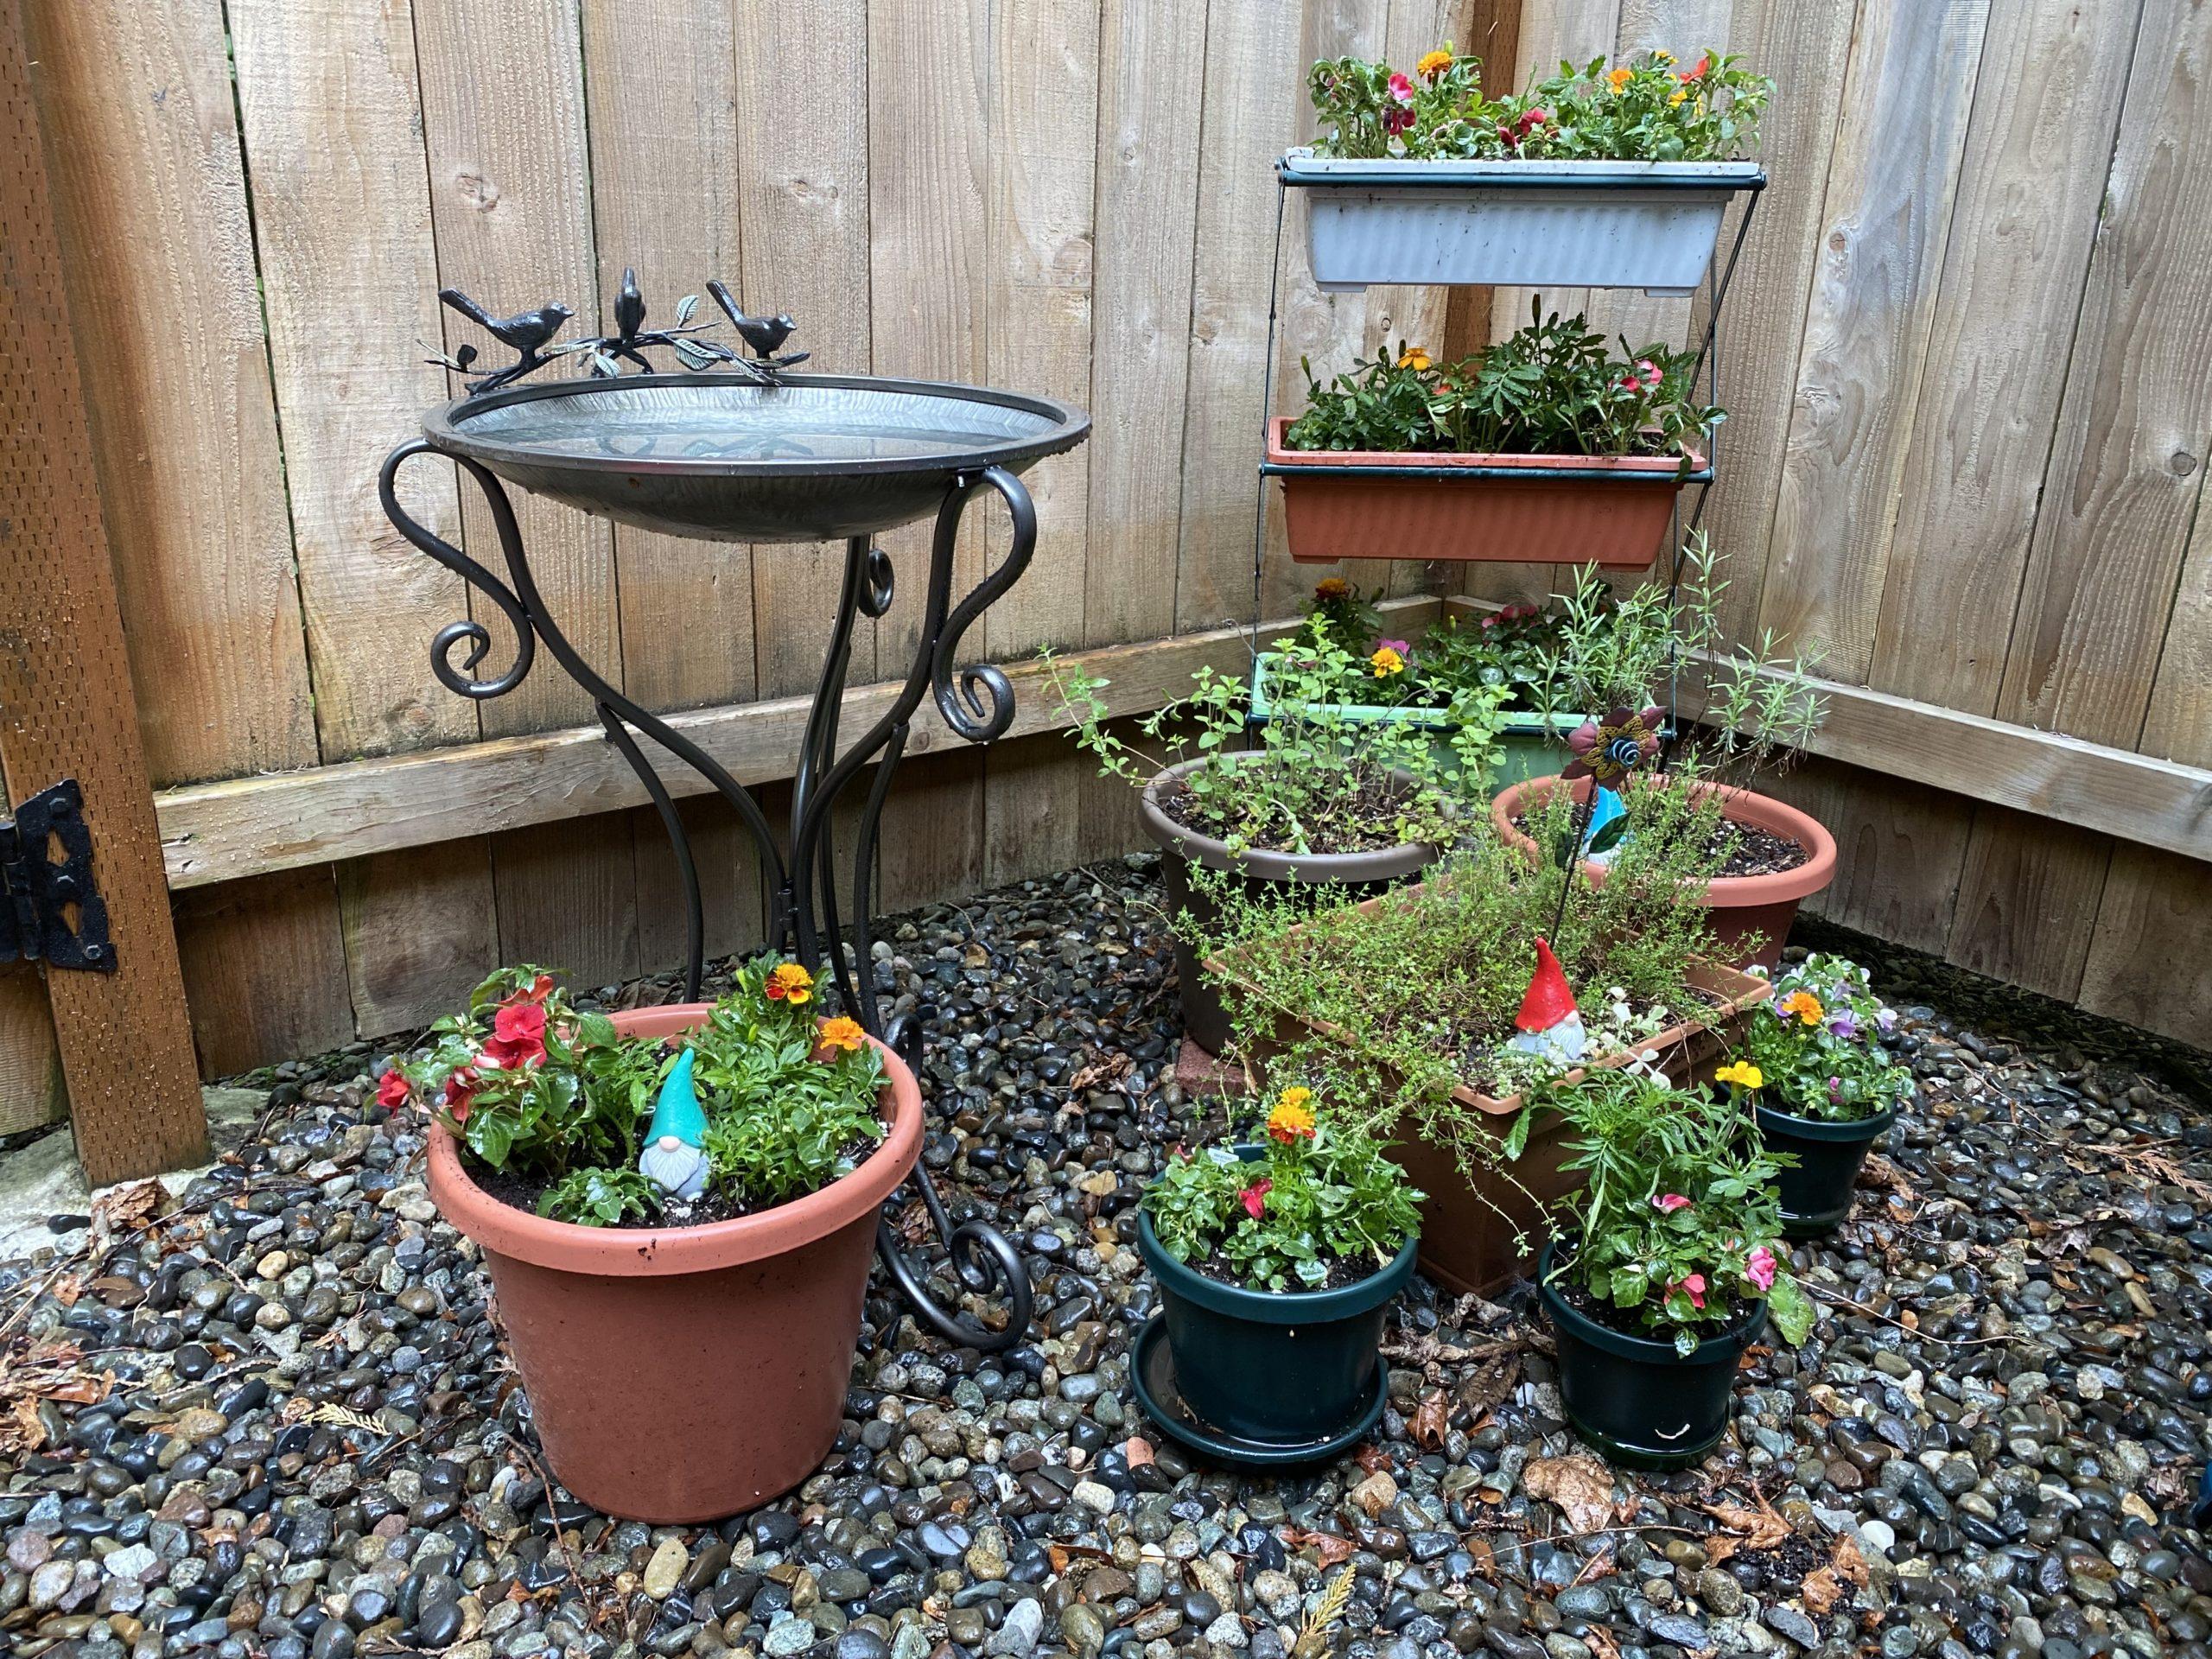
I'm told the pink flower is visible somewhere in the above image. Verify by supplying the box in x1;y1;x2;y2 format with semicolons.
1387;73;1415;105
1745;1246;1777;1291
1239;1179;1273;1220
1652;1192;1692;1213
1669;1273;1707;1310
1376;638;1411;660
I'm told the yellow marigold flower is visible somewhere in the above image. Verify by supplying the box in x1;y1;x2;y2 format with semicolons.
1653;49;1675;65
1714;1060;1764;1090
1778;989;1824;1027
1416;48;1453;80
1669;86;1688;106
1315;576;1349;600
816;1015;865;1052
1608;66;1633;92
766;962;816;1005
1395;346;1432;372
1268;1087;1317;1142
1369;645;1406;677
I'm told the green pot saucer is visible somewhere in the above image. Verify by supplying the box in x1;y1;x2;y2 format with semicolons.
1129;1314;1388;1471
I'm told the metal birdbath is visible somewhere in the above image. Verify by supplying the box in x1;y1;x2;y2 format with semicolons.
380;273;1089;1351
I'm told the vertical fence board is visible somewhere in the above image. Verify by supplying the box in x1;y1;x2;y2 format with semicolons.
734;0;875;699
1866;0;2145;716
1754;0;1993;685
22;0;318;785
336;840;499;1036
980;0;1100;888
1085;0;1211;649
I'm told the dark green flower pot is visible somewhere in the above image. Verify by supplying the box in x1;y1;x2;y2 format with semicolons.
1538;1240;1764;1471
1755;1101;1896;1236
1136;1159;1415;1446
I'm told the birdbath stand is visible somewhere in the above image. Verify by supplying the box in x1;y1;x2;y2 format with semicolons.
380;276;1090;1352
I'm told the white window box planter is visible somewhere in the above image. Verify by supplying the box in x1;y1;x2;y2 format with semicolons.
1280;150;1764;296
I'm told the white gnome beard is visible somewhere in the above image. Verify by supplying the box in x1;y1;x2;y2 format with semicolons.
1506;1010;1586;1065
639;1135;708;1200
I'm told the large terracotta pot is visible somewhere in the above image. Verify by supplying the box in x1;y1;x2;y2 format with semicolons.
1138;757;1442;1054
427;1004;923;1522
1264;418;1699;568
1491;774;1837;970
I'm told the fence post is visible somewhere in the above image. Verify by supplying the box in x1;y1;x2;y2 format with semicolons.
0;0;209;1183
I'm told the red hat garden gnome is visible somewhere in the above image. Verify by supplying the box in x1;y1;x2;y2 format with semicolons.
1507;936;1586;1065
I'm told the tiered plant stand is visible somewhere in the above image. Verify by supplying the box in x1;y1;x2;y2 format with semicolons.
382;341;1090;1354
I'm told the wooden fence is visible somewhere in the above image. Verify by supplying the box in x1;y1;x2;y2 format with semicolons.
4;0;2209;1138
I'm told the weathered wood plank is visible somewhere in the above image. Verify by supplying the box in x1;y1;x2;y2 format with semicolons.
3;0;211;1174
1754;0;1993;683
979;0;1100;887
1760;757;1970;957
1085;0;1212;646
489;815;642;992
22;0;318;785
581;0;755;719
159;600;1446;888
336;841;499;1037
0;968;65;1138
734;0;874;698
1867;0;2144;715
231;0;471;760
175;869;356;1077
2077;842;2212;1046
1176;0;1306;633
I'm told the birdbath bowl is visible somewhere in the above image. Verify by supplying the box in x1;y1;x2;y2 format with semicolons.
423;372;1090;543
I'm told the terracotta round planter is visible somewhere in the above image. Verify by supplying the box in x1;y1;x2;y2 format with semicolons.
426;1003;923;1522
1138;757;1443;1053
1490;774;1836;970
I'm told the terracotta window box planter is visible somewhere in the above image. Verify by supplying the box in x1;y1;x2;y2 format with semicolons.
426;1003;923;1522
1490;773;1838;970
1263;419;1707;569
1209;882;1770;1296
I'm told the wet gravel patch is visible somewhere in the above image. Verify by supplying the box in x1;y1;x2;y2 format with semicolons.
3;855;2210;1659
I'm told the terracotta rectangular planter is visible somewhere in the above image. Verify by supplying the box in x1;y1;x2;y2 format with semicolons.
1263;419;1705;568
1211;888;1770;1295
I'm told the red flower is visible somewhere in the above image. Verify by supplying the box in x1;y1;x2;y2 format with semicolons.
1685;55;1710;82
444;1065;479;1126
1652;1192;1691;1213
500;973;556;1008
1239;1179;1273;1220
1385;105;1416;135
375;1069;411;1109
1516;107;1549;136
481;1001;548;1070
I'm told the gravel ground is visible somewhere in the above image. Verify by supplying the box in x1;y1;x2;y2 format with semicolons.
3;855;2210;1659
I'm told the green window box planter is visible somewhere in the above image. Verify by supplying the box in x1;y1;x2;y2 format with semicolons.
1249;651;1582;794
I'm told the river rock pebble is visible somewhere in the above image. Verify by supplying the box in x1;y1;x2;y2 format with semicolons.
1;867;2208;1659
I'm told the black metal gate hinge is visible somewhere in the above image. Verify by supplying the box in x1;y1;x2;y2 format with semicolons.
0;779;117;973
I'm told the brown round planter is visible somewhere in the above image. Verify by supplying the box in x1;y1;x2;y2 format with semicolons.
1265;417;1700;569
426;1003;923;1522
1490;774;1837;970
1139;758;1442;1053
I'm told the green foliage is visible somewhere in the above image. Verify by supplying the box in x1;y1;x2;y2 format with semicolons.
409;966;661;1183
689;957;887;1211
1285;305;1718;461
1308;47;1771;162
1735;954;1913;1123
1040;630;1510;859
1536;1071;1812;1353
1281;587;1570;723
538;1166;658;1227
1145;1087;1425;1293
1198;790;1732;1145
402;957;886;1225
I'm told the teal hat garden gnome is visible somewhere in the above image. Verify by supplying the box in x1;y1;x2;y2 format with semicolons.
638;1047;709;1203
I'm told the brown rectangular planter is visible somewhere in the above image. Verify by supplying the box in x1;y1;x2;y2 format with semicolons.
1263;417;1705;569
1211;887;1770;1295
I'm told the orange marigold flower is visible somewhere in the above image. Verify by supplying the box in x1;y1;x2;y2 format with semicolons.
1314;577;1349;600
1416;49;1453;80
816;1015;866;1053
1369;645;1407;677
1607;66;1634;92
1778;988;1824;1027
1267;1086;1317;1142
1395;346;1433;372
766;962;816;1005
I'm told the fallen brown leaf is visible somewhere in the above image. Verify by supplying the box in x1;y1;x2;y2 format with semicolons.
1580;1624;1622;1659
1522;1454;1624;1535
1801;1566;1843;1615
1411;1390;1450;1450
1354;1443;1394;1474
1456;1351;1521;1419
1700;1491;1790;1554
1832;1533;1869;1588
1281;1527;1356;1568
